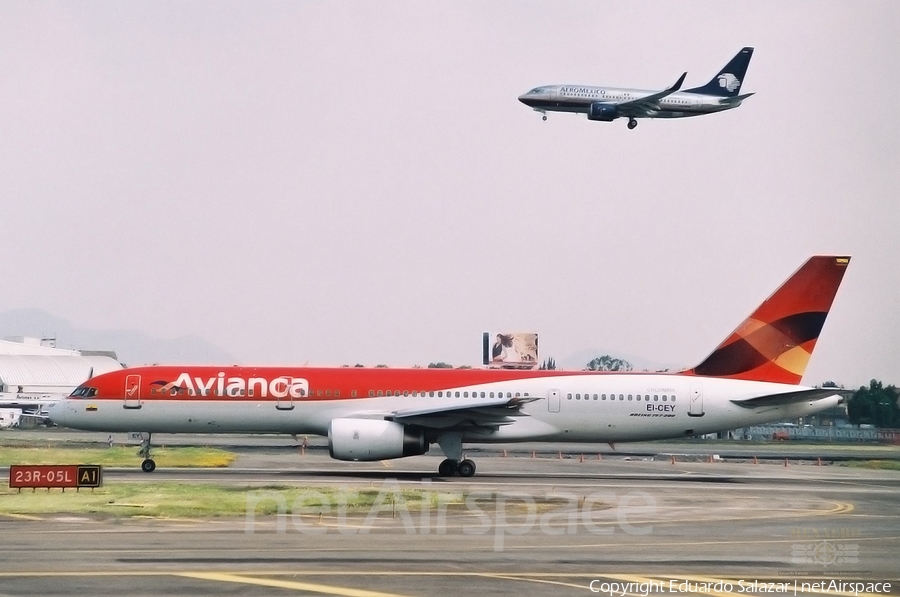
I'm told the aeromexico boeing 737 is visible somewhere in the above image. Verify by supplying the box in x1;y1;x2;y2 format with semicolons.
519;47;754;129
49;256;848;477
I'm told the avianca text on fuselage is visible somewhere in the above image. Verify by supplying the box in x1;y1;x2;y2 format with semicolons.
162;373;309;399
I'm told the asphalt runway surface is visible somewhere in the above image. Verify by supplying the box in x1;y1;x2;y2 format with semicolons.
1;432;899;596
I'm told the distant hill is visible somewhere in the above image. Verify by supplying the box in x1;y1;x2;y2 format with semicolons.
0;309;235;366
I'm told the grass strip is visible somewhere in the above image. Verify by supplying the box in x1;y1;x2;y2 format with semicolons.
0;447;235;468
841;459;900;471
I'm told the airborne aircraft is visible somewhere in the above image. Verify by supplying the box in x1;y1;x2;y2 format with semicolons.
48;256;848;477
518;47;754;129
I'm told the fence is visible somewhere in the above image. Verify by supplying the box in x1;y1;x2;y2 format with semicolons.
746;425;900;443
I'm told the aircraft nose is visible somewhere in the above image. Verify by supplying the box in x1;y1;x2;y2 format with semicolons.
518;93;534;106
46;401;66;426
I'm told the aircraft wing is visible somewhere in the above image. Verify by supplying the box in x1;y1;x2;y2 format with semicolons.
615;72;687;116
386;395;541;430
730;388;847;409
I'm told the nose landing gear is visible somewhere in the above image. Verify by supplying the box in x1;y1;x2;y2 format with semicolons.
138;433;156;472
627;118;638;130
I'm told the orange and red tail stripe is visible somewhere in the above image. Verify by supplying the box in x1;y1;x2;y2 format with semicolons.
690;256;849;384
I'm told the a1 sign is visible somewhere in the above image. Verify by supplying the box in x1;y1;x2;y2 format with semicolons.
9;465;103;489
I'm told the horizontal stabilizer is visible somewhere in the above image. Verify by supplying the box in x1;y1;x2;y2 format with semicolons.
720;92;755;104
730;388;846;408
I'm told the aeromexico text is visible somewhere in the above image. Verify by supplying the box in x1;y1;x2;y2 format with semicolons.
170;373;309;398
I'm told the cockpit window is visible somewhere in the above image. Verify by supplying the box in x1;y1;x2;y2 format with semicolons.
70;386;98;398
529;88;543;95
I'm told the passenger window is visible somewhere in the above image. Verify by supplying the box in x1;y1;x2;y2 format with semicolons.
601;394;606;400
455;392;460;398
593;394;598;400
627;394;632;401
567;393;572;400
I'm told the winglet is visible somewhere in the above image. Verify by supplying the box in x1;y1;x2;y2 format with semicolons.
689;256;850;385
670;72;687;92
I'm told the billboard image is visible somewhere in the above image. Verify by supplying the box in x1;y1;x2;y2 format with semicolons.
483;332;538;368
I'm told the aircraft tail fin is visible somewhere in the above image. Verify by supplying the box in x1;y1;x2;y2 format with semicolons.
684;47;754;97
689;256;850;385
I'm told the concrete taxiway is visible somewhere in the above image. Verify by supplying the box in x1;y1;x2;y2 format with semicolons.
2;436;899;597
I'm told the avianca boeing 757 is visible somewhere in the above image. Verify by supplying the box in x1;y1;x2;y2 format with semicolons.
519;47;754;129
48;256;848;477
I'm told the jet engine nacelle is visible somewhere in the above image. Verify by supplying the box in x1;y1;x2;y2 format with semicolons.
328;418;428;461
587;102;618;121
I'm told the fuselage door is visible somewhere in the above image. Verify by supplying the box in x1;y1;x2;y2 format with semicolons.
689;382;704;417
276;394;294;411
124;375;142;409
548;388;561;413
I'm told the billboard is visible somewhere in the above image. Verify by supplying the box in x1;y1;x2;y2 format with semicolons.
483;332;538;369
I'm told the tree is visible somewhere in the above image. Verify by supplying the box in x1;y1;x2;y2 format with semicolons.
847;379;900;428
428;362;453;369
584;355;633;372
539;357;557;370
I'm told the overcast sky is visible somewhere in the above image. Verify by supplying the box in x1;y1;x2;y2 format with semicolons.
2;2;897;387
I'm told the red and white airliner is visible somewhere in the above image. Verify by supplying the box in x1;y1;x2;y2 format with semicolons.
48;256;850;477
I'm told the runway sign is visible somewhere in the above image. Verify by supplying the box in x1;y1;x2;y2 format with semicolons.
9;465;103;489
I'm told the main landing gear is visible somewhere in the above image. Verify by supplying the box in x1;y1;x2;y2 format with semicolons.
436;433;475;477
138;433;156;472
542;114;547;121
627;118;638;130
438;458;476;478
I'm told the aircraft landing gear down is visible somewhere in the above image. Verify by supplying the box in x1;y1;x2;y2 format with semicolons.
438;458;476;477
138;433;156;473
542;114;547;121
627;118;638;130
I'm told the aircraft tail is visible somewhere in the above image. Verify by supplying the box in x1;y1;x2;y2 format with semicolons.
689;256;850;385
684;47;754;97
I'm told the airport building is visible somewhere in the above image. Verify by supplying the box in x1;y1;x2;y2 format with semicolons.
0;337;122;427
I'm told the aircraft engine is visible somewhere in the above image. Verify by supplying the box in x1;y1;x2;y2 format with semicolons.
328;418;428;461
587;102;618;121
